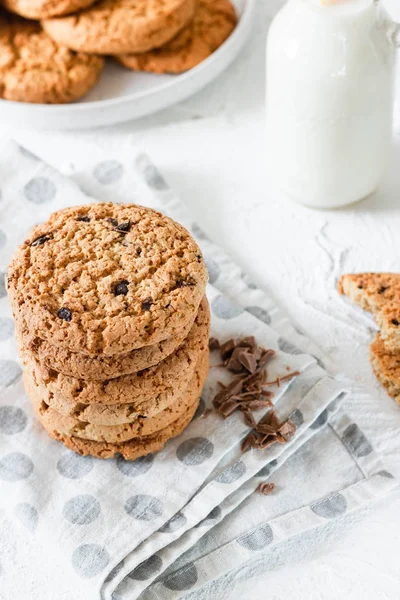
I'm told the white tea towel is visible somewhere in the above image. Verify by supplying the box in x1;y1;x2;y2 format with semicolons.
0;141;396;600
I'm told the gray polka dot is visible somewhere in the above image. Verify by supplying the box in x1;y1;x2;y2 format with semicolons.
116;454;153;477
129;555;163;581
311;493;347;519
216;460;246;484
289;409;304;428
163;563;198;591
105;559;125;583
241;272;257;290
0;360;22;387
211;295;243;320
14;503;38;532
205;258;220;285
0;452;33;481
342;424;373;458
245;306;271;325
93;161;124;185
137;157;167;190
159;512;187;533
125;495;163;521
0;318;14;341
0;230;6;249
256;459;278;478
176;437;214;466
278;337;302;355
0;406;27;435
0;272;6;299
310;409;328;430
63;495;100;525
193;397;205;419
378;470;394;478
57;452;93;479
195;506;222;528
72;544;110;579
24;177;56;204
237;524;274;550
191;223;209;240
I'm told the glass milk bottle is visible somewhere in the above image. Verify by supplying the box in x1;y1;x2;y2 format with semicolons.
266;0;400;209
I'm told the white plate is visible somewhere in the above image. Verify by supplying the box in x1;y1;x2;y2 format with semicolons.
1;0;255;130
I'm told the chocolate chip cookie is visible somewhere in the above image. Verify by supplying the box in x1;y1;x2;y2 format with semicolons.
18;297;208;380
22;300;210;424
8;203;208;356
42;0;196;55
2;0;97;19
0;14;104;104
117;0;237;74
338;273;400;352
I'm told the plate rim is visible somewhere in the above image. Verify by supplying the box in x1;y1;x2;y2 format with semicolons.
0;0;256;116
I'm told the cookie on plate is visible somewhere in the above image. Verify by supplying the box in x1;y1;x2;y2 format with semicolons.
338;273;400;352
370;334;400;403
117;0;237;74
7;203;208;356
42;0;196;55
17;297;208;380
0;14;104;104
1;0;97;19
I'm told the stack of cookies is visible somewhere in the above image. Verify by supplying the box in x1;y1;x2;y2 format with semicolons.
0;0;237;104
339;273;400;405
7;203;210;460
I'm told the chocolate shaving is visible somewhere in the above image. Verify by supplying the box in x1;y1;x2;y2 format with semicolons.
211;336;299;454
258;482;275;495
263;371;300;387
209;337;220;351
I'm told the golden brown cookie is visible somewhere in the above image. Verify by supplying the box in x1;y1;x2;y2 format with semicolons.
338;273;400;352
0;14;104;104
26;345;209;425
25;350;208;441
117;0;237;74
39;394;200;460
2;0;97;19
17;297;208;381
370;334;400;403
22;303;210;425
42;0;196;55
8;203;208;356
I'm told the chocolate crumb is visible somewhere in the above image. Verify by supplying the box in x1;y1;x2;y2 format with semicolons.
114;280;129;296
201;408;212;419
392;319;400;326
258;482;275;496
115;221;131;233
378;286;388;295
175;279;196;289
141;298;152;311
107;218;118;227
57;307;72;322
77;216;90;222
30;235;51;247
209;337;220;351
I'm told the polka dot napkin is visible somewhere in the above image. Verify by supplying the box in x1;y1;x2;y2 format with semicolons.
0;141;396;600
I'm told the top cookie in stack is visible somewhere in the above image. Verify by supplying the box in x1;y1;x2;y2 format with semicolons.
339;273;400;404
8;203;210;459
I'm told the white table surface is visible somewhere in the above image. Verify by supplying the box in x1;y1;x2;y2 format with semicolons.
1;1;400;598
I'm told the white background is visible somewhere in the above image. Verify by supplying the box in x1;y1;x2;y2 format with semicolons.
1;0;400;598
